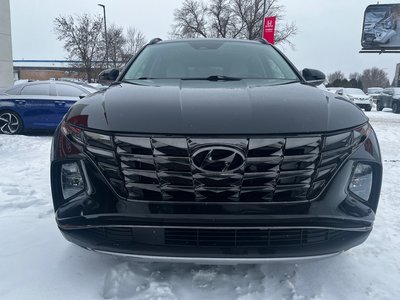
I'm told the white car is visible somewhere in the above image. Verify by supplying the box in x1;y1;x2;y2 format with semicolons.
336;88;373;111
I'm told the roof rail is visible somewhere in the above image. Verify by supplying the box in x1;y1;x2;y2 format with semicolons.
149;38;162;45
254;38;269;45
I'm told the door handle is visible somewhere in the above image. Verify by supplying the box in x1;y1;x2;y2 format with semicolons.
16;100;26;105
54;101;66;106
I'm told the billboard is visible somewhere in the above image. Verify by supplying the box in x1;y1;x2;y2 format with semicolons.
361;4;400;50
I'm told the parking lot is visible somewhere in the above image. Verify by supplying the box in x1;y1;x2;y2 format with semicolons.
0;110;399;300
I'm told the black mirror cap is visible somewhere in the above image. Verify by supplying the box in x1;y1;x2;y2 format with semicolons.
302;68;326;86
98;68;120;85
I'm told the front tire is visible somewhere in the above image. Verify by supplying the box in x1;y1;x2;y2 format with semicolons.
392;101;400;114
376;101;383;111
393;102;400;114
0;110;24;135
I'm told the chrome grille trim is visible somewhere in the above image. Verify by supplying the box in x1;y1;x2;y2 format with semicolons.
83;130;364;203
112;136;325;202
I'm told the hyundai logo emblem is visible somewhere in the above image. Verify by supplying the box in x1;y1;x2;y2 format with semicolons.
192;146;245;173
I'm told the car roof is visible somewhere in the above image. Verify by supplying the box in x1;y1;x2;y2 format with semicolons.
4;80;97;95
8;80;94;89
154;38;268;46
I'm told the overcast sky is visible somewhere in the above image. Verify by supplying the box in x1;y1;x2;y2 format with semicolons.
9;0;400;81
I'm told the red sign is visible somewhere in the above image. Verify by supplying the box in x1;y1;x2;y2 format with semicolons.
263;16;276;44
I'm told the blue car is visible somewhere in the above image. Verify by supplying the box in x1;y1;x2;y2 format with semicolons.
0;81;97;134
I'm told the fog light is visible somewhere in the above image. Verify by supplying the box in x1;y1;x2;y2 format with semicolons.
349;163;373;201
61;162;84;199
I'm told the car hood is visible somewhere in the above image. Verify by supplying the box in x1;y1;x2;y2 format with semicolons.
66;80;368;135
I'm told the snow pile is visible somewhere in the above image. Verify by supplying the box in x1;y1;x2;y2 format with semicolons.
0;111;399;300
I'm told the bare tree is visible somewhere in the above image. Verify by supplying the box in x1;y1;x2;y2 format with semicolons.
349;72;361;80
124;27;147;61
209;0;242;37
172;0;209;38
171;0;297;45
360;67;390;89
54;14;103;82
327;71;345;84
104;24;126;68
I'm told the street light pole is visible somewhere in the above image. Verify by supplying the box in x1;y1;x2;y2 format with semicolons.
262;0;267;17
98;4;108;69
261;0;267;38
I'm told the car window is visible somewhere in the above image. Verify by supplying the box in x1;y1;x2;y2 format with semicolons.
56;84;85;97
123;41;299;81
368;88;383;94
4;86;22;95
21;84;50;96
393;88;400;95
383;88;393;95
344;88;365;95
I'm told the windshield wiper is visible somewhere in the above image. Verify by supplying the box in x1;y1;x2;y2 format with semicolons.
109;80;147;86
182;75;242;81
128;76;242;81
135;77;161;80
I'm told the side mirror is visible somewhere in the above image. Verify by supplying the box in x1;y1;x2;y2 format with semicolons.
302;68;326;86
98;68;120;85
337;90;343;96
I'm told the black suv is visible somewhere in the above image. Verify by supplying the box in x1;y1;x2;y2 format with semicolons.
376;87;400;113
51;39;382;263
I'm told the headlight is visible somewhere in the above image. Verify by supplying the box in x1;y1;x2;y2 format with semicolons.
61;162;85;199
353;123;371;146
61;122;84;144
349;163;373;201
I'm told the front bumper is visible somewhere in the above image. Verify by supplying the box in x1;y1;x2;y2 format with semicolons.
51;126;382;262
55;222;376;263
55;158;378;261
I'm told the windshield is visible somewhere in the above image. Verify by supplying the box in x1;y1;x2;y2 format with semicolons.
368;88;383;94
345;88;366;95
123;40;299;81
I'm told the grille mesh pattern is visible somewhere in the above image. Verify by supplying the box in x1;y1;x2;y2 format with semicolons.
164;228;346;247
88;227;350;248
83;130;364;203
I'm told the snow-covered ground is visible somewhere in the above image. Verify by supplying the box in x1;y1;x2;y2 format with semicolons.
0;111;400;300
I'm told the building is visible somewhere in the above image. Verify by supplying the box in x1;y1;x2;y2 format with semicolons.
13;60;108;82
13;60;86;81
0;0;13;89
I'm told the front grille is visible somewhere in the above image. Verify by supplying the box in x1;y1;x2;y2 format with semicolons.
86;227;354;248
83;129;364;203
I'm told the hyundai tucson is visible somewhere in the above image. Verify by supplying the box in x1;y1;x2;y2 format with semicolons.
51;38;382;263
